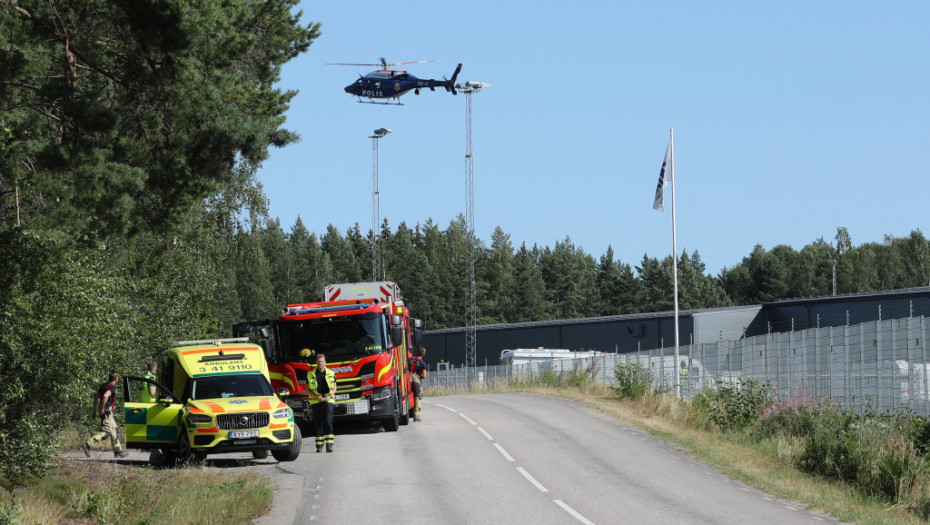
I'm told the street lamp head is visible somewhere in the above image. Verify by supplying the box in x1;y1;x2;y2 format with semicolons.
372;128;393;137
455;81;490;91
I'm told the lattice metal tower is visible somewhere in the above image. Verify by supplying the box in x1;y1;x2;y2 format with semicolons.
456;81;489;377
369;128;392;280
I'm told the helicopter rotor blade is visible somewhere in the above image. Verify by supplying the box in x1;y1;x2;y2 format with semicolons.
387;59;440;67
444;63;463;95
327;59;440;69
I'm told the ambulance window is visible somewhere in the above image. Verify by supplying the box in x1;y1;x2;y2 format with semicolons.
163;360;174;393
191;375;273;399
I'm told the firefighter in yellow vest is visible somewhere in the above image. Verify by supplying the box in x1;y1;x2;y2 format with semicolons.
139;361;157;403
679;360;691;393
306;350;337;453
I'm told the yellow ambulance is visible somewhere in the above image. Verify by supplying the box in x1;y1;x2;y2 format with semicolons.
123;338;302;465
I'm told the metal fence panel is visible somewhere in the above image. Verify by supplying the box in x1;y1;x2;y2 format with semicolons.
422;316;930;416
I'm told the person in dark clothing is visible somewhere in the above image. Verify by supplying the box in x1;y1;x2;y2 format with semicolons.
82;371;128;458
409;346;427;421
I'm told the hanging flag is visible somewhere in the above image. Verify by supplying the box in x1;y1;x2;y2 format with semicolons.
653;137;673;211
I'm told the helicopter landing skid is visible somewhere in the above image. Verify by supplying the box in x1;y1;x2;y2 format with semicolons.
357;98;403;106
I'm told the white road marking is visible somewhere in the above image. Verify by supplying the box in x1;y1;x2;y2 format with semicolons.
517;466;548;492
435;403;457;413
477;426;494;440
554;499;596;525
459;413;477;425
494;443;514;462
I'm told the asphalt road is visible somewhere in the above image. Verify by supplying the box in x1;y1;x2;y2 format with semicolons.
260;393;844;525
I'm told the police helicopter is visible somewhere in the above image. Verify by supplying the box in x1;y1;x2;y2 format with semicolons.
328;58;462;105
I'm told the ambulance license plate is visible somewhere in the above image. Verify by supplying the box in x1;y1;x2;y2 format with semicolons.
229;430;259;439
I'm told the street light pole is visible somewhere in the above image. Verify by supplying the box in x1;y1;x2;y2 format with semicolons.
456;81;489;384
369;128;392;281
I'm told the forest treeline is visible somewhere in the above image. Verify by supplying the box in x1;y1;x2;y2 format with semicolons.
2;0;929;489
243;220;930;329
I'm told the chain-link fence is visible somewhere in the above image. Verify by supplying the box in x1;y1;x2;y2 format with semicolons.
424;315;930;416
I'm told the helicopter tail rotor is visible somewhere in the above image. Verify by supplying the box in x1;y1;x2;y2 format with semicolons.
444;63;463;95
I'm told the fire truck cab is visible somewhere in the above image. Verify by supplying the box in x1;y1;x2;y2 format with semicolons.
235;281;423;432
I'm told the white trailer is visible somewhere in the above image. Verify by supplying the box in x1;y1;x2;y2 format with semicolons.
500;348;575;365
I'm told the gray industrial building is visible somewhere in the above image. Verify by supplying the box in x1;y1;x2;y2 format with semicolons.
421;286;930;367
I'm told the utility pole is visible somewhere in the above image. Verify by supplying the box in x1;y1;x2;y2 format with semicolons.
457;81;489;382
369;128;392;280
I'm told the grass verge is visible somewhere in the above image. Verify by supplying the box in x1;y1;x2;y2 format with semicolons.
1;458;272;525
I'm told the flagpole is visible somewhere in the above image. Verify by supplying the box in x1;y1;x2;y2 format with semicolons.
652;128;681;398
670;127;680;399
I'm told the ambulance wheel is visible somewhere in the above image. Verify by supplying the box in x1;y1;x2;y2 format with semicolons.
177;427;205;467
160;448;177;467
252;449;269;459
272;424;302;462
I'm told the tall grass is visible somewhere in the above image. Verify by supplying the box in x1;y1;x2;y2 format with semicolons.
748;399;930;518
2;460;272;524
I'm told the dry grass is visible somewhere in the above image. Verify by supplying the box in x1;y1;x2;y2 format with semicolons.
3;457;273;524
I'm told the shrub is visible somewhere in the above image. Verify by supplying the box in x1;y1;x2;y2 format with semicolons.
756;398;832;439
692;377;776;432
796;407;863;483
905;413;930;456
612;361;654;400
0;502;20;525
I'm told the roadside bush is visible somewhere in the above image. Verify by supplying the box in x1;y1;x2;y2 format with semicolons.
795;407;865;482
755;398;834;439
905;413;930;456
758;402;930;515
612;361;654;400
691;378;776;432
800;412;917;501
0;501;20;525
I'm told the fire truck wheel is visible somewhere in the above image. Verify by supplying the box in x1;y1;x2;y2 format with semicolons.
400;397;410;426
382;389;400;432
272;424;302;462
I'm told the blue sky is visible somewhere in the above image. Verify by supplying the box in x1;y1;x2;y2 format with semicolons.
257;1;929;276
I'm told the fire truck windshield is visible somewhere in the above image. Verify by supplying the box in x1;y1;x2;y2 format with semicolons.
278;313;386;360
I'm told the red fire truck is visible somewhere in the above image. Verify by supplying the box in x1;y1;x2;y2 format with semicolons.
234;281;422;432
